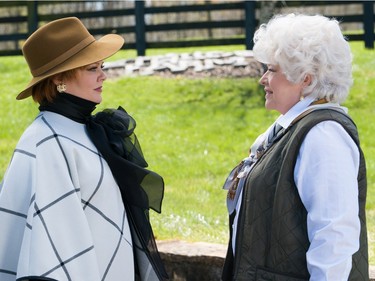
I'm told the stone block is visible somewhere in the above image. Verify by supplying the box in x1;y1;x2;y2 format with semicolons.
157;240;375;281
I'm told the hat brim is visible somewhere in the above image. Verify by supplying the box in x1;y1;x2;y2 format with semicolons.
17;34;124;100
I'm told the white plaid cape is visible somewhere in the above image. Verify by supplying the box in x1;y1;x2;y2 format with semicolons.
0;111;135;281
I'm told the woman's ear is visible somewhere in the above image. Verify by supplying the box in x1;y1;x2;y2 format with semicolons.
303;74;312;86
51;74;62;86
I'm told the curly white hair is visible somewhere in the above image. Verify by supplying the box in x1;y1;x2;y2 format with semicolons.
253;13;353;103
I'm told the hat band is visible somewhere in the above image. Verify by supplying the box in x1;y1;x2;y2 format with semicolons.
32;35;96;77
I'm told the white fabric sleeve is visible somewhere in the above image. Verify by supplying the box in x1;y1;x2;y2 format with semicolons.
294;120;360;281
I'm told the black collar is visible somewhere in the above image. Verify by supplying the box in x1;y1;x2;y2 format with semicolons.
39;93;97;124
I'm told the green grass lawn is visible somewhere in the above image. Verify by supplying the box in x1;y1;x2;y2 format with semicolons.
0;42;374;265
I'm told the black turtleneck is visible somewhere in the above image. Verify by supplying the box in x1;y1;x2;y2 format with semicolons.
39;92;97;124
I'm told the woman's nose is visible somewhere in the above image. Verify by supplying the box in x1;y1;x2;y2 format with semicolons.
259;72;268;85
100;69;107;81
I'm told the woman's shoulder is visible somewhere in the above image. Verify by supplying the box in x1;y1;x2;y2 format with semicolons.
16;111;86;150
15;113;46;150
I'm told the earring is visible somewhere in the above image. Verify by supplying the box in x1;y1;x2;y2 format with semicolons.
57;83;66;93
300;95;305;101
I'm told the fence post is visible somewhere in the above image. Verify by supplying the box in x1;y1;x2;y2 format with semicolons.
363;1;374;49
27;1;39;36
135;0;146;56
244;0;256;50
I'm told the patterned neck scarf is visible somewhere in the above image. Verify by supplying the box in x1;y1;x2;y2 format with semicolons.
224;98;328;214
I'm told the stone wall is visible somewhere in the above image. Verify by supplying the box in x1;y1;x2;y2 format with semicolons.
104;50;264;79
158;240;226;281
157;240;375;281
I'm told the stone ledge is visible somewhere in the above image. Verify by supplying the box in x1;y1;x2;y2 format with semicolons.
157;240;226;281
157;240;375;281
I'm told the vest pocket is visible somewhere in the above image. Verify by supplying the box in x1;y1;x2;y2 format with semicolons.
255;267;308;281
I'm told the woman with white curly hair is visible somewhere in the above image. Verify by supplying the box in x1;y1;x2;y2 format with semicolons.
222;13;368;280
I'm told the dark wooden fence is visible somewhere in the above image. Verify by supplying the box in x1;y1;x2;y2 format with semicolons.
0;0;374;57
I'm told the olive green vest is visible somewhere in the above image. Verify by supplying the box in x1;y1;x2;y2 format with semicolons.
231;109;368;281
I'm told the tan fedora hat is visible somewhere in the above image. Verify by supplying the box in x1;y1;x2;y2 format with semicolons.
17;17;124;100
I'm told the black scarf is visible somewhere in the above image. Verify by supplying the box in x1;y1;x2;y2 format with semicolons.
39;93;168;280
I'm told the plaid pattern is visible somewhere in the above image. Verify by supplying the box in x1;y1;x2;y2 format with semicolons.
0;111;134;281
